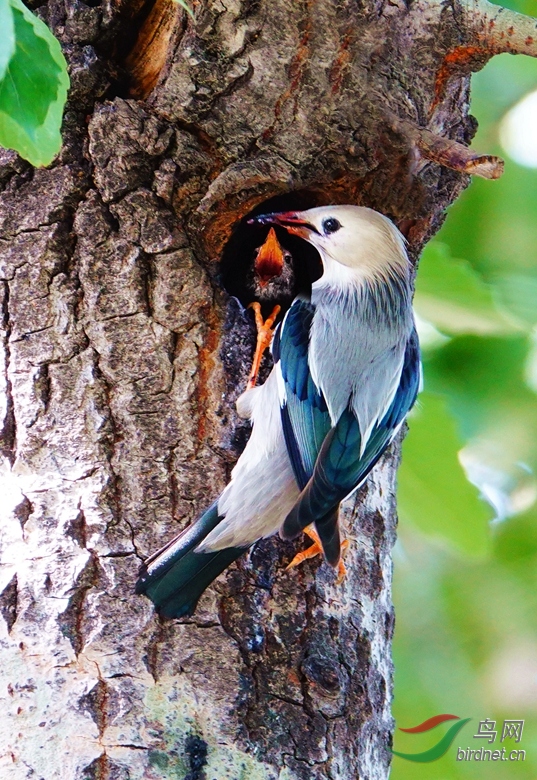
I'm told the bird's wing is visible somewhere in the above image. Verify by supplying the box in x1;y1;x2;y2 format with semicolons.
281;328;421;564
272;298;332;491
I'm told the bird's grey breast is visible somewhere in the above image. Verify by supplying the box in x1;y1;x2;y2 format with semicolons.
308;274;414;441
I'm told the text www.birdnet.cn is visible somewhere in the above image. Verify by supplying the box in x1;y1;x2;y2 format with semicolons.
457;718;526;762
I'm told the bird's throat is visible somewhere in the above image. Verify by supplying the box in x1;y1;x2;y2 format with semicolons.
255;227;285;285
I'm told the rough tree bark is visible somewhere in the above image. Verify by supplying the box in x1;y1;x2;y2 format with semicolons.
0;0;534;778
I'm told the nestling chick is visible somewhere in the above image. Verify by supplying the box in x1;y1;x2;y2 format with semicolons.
246;227;295;309
246;228;296;388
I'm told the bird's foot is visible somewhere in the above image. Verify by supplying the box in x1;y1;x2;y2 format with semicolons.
286;526;349;583
247;302;281;389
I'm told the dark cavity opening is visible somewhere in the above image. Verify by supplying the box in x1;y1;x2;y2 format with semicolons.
219;191;324;318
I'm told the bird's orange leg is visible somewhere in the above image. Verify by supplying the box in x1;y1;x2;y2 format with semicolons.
286;526;349;583
247;302;281;389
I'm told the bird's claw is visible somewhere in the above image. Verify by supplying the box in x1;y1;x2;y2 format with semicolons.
247;302;281;389
286;525;349;583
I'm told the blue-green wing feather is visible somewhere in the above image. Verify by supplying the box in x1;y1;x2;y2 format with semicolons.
282;328;421;561
273;298;332;490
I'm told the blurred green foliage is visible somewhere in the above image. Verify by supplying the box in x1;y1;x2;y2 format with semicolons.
394;6;537;775
398;392;491;557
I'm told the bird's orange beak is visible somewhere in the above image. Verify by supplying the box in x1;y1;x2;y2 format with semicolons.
249;211;319;240
254;228;285;286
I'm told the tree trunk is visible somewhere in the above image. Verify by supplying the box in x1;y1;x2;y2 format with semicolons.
0;0;532;777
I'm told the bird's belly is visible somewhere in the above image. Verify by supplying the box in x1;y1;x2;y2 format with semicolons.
198;368;300;551
206;453;299;550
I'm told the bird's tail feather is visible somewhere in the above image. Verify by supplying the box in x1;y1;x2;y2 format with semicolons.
136;502;246;618
314;507;341;566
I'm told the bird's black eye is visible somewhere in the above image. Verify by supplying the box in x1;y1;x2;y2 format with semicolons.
322;217;341;235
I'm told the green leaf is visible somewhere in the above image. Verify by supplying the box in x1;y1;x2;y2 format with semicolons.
415;243;520;336
398;392;491;557
0;0;69;166
0;0;15;82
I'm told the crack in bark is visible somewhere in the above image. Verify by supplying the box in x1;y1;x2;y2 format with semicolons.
66;504;88;549
0;281;16;464
142;617;168;682
0;575;18;633
58;553;102;656
124;518;145;562
193;299;220;451
13;493;34;530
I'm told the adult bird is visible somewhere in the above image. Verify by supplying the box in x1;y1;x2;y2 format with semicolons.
136;206;421;618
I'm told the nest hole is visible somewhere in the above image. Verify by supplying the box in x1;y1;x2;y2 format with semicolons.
219;192;324;318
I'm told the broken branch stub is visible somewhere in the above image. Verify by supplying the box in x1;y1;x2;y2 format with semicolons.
418;132;504;179
464;0;537;57
433;0;537;109
391;116;504;179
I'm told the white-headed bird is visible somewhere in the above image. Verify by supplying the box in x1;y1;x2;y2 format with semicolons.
136;206;421;618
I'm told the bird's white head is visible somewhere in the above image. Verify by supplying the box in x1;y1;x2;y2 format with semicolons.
251;205;409;289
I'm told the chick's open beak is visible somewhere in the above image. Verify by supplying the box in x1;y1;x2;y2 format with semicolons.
254;227;285;286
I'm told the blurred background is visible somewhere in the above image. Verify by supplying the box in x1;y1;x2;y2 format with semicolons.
392;1;537;775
